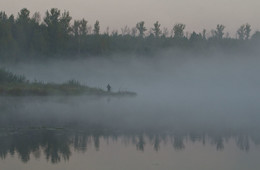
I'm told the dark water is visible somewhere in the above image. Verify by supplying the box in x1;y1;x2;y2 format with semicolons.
0;96;260;170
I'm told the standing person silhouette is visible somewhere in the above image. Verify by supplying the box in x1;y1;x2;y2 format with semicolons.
107;84;111;92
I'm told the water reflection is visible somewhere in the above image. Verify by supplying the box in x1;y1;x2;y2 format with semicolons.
0;96;260;164
0;128;259;163
0;129;71;163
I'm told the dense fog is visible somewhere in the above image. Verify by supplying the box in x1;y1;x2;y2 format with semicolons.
1;46;260;170
1;4;260;170
1;48;260;131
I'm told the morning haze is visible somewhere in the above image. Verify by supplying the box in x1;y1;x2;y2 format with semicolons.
1;0;260;170
1;0;260;34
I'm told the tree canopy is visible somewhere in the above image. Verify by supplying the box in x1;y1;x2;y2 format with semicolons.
0;8;259;62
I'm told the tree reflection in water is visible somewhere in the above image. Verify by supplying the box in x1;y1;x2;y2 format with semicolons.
0;128;259;163
0;97;260;163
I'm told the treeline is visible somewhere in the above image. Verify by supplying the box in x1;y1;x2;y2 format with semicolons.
0;8;260;61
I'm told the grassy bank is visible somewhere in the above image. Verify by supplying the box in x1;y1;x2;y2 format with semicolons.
0;69;136;96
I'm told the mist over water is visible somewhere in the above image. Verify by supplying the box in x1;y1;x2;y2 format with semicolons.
1;49;260;128
1;2;260;169
1;49;260;169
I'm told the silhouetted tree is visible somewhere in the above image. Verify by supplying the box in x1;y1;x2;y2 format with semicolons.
44;8;60;27
173;23;185;39
152;21;162;38
236;23;251;40
44;8;61;53
59;10;72;36
214;24;225;39
202;29;207;40
136;21;147;37
16;8;32;51
72;20;80;37
93;20;100;35
79;19;88;36
244;23;251;40
0;12;15;54
17;8;30;24
72;20;81;53
237;24;246;40
189;32;203;42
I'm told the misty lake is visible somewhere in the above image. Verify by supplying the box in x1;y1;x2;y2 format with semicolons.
0;94;260;170
1;55;260;170
1;0;260;168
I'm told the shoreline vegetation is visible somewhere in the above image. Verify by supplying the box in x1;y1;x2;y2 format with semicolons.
0;69;136;96
0;8;260;62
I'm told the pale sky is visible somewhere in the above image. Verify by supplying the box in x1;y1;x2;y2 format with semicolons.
1;0;260;36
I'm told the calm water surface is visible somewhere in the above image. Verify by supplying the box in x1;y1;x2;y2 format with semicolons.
0;95;260;170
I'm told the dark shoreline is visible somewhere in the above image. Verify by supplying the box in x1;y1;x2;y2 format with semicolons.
0;69;136;97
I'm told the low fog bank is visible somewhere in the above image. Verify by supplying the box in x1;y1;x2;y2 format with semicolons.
1;49;260;131
3;49;260;99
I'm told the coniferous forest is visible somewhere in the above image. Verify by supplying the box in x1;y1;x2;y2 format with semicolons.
0;8;260;62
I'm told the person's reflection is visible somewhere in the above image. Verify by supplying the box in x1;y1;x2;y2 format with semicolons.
106;97;111;103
